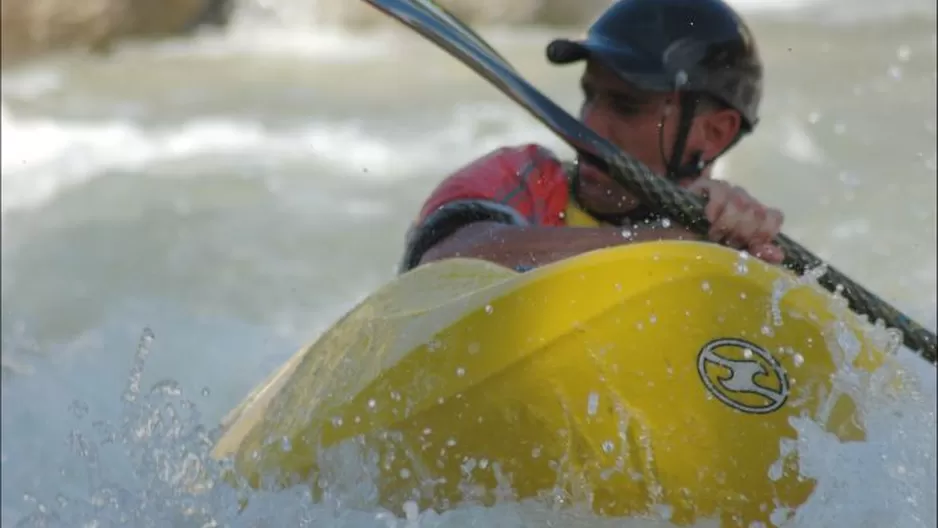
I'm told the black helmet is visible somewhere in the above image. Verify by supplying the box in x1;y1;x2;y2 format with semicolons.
547;0;762;131
547;0;763;181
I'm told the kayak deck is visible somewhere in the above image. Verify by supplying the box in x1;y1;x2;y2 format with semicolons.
213;241;894;526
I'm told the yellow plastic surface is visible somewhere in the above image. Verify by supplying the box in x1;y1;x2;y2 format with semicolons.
213;241;892;526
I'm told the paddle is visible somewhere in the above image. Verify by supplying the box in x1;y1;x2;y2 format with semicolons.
362;0;937;363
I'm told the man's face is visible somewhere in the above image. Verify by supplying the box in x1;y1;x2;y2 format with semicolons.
575;59;741;215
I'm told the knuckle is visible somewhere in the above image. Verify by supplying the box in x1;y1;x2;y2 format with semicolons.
730;189;749;208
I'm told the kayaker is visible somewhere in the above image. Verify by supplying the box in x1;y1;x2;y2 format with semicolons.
399;0;785;273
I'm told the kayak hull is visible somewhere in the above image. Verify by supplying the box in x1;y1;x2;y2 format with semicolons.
213;241;893;526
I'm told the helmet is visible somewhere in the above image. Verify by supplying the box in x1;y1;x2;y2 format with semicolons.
546;0;763;132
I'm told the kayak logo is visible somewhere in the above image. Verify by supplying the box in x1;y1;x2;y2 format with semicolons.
696;338;789;414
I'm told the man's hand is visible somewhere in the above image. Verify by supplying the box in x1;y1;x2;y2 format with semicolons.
687;179;785;265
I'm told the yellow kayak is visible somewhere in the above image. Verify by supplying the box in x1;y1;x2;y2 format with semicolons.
212;241;896;527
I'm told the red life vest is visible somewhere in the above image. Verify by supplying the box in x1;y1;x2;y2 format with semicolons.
401;143;597;272
415;143;571;227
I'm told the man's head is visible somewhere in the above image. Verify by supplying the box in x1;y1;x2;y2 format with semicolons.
546;0;763;215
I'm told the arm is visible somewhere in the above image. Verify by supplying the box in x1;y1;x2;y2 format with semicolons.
399;143;698;272
419;221;701;270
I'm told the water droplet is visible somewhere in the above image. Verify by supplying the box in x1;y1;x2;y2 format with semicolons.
701;281;711;292
660;217;672;228
743;348;753;359
455;367;466;377
587;392;600;416
281;436;292;452
68;399;89;419
531;447;542;458
446;437;457;447
620;228;634;239
654;504;674;520
367;399;377;409
484;304;494;314
602;440;615;453
897;44;912;61
331;416;344;427
201;387;211;397
149;379;182;397
403;501;420;521
400;468;411;478
793;354;805;367
771;507;794;526
735;252;749;275
674;70;688;86
649;314;657;324
768;459;784;481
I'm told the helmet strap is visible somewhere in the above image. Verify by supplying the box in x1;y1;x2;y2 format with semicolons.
660;92;705;181
660;92;751;181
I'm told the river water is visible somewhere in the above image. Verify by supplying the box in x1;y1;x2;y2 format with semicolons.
1;0;936;526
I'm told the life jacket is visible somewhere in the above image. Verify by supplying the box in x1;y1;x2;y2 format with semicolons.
400;144;605;272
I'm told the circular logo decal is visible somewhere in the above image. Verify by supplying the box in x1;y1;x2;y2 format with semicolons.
696;338;789;414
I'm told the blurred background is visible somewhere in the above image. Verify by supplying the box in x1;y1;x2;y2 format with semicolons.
1;0;936;525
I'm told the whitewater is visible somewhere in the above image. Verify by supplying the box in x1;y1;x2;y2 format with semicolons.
1;0;935;526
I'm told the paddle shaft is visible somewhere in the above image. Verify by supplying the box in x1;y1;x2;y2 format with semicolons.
364;0;937;363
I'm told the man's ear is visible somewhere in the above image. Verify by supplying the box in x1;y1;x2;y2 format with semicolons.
701;108;742;160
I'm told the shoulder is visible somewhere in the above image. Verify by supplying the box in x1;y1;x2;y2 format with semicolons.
399;144;571;274
427;143;569;202
452;143;562;176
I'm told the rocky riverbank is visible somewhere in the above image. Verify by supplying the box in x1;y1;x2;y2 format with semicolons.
1;0;230;67
1;0;611;68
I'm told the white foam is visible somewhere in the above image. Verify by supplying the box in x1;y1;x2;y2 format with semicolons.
1;107;285;213
727;0;822;12
0;67;63;100
119;0;860;65
137;26;398;62
731;0;936;23
0;100;566;215
781;119;826;165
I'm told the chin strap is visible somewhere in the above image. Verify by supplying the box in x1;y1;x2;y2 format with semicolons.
662;92;751;181
661;92;706;181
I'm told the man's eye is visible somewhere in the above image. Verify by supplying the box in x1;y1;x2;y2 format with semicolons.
612;97;643;115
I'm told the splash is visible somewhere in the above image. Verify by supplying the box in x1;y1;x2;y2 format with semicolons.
3;329;697;527
6;317;935;527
